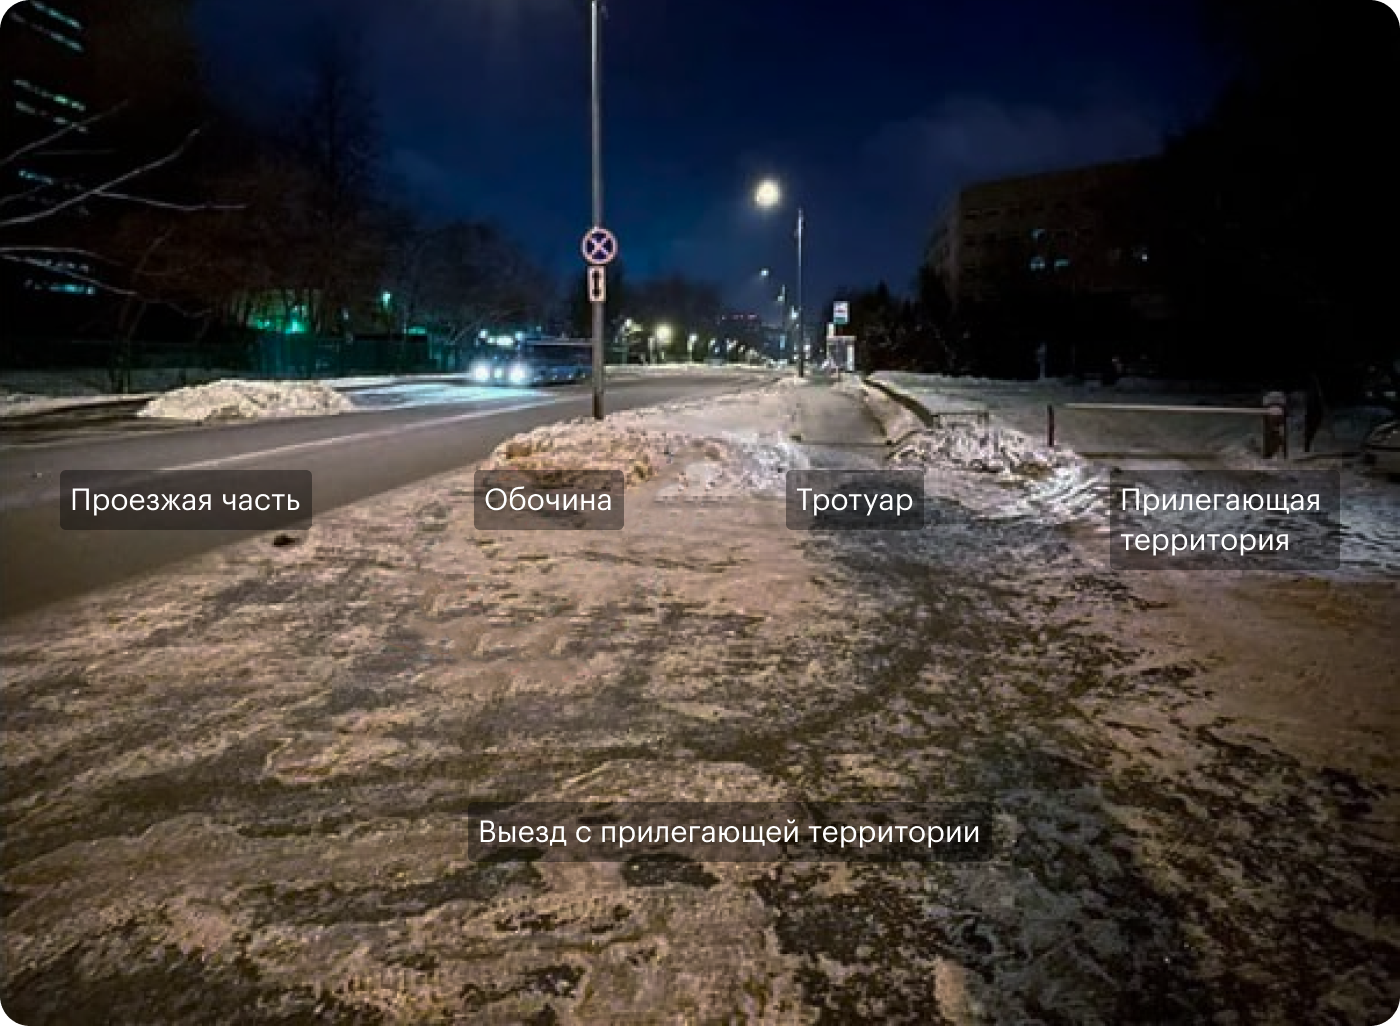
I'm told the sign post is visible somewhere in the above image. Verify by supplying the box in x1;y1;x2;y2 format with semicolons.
827;334;857;377
581;225;617;419
587;0;607;420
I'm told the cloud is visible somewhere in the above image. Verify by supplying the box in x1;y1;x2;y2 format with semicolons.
864;96;1166;205
389;149;464;214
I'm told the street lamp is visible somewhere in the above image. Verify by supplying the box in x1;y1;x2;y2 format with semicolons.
754;177;805;378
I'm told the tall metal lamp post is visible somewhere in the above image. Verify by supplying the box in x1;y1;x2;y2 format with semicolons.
754;178;804;378
588;0;606;419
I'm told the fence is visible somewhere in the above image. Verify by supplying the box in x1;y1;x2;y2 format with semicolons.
1047;394;1289;459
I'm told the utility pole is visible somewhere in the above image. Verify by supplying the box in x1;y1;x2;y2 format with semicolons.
795;207;805;379
589;0;605;419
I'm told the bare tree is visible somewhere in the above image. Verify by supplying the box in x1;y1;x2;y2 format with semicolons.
0;111;235;297
283;23;386;336
393;221;555;343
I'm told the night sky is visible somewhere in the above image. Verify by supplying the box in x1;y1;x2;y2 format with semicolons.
192;0;1228;311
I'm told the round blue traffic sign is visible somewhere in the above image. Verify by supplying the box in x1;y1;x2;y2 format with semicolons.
581;226;618;266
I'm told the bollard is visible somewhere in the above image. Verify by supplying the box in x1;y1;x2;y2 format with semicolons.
1262;391;1287;459
1047;404;1055;447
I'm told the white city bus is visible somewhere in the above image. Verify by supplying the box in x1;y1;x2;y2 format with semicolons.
469;334;593;386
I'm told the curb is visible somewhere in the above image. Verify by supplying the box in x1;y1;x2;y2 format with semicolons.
861;376;939;430
0;395;158;422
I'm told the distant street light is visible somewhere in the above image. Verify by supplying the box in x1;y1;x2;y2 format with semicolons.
753;177;805;377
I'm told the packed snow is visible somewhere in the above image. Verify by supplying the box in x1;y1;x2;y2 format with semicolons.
874;373;1399;575
137;379;356;422
605;364;779;377
478;382;807;499
0;392;156;417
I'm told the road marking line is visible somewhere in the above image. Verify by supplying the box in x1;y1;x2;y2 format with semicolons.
163;399;566;471
0;399;567;512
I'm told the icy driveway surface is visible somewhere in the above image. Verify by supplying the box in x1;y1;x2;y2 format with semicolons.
2;379;1397;1025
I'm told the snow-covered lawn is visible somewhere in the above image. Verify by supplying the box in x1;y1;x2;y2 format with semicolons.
872;371;1400;575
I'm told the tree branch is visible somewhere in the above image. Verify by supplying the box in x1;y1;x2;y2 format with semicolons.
0;244;115;263
0;182;54;211
96;192;243;213
0;253;213;320
0;105;122;171
0;127;203;229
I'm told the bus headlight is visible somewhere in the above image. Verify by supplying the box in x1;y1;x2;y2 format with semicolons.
471;361;491;382
508;363;530;384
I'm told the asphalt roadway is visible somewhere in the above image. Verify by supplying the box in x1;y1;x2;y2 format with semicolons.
0;373;772;621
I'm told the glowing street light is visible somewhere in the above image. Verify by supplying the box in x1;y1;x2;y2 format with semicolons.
753;177;805;377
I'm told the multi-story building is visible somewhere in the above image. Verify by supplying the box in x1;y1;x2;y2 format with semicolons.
0;1;96;303
927;157;1164;311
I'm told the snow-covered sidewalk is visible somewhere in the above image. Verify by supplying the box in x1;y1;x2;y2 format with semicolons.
3;375;1398;1024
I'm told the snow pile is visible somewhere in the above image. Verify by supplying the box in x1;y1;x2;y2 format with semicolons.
138;380;355;421
888;422;1076;478
481;418;679;486
480;382;807;499
659;437;803;501
880;413;1106;528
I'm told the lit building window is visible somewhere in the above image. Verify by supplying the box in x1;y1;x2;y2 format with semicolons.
13;99;80;128
1053;257;1070;271
14;78;87;112
1030;228;1046;241
10;13;83;53
1030;255;1047;271
33;1;83;32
